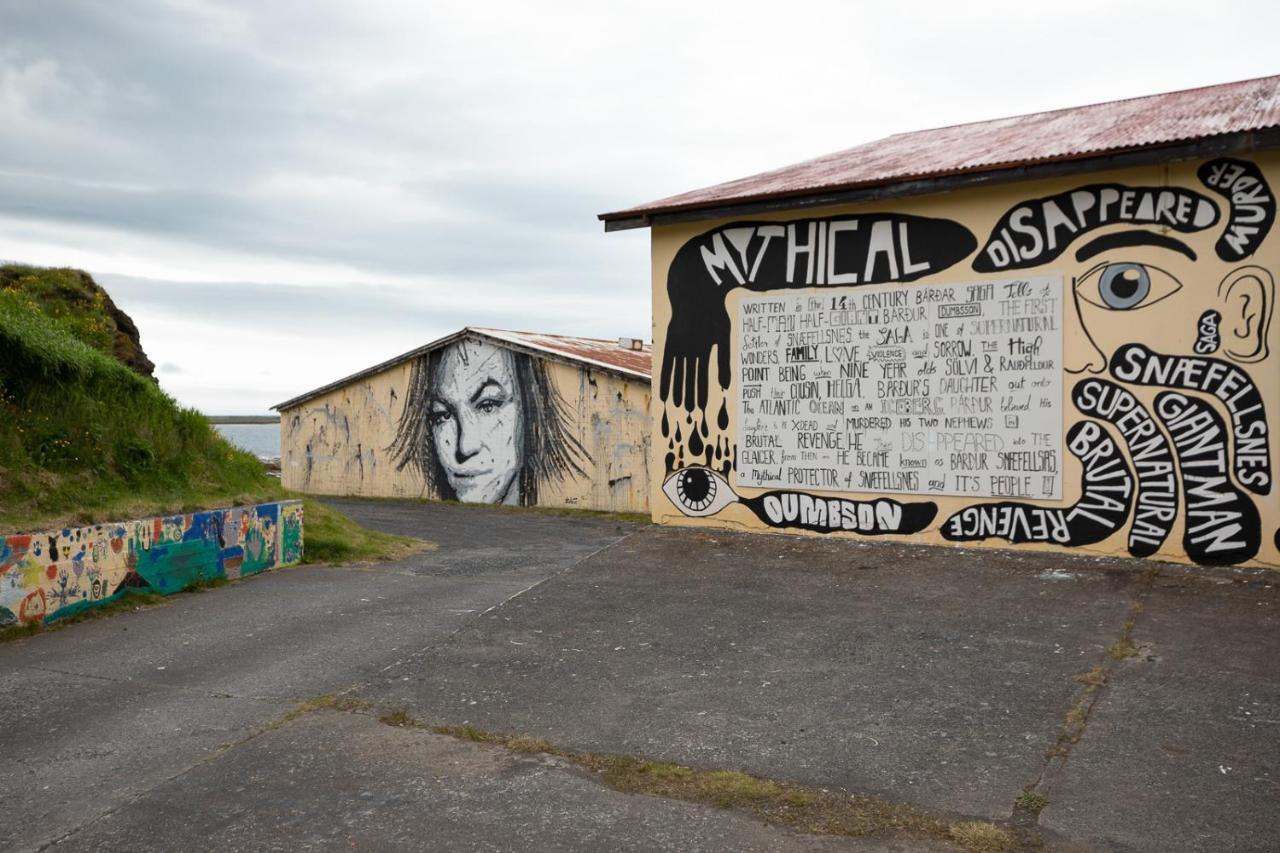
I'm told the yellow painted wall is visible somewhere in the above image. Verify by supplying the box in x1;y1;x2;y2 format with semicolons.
650;153;1280;569
280;339;651;513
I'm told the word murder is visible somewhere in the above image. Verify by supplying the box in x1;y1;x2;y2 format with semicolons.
736;277;1064;499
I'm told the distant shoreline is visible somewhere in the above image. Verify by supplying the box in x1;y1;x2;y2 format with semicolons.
206;415;278;424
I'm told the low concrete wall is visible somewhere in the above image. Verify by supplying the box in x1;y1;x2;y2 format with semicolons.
0;500;303;626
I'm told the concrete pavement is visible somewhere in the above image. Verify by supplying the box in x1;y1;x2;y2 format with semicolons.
0;501;631;852
1;498;1275;851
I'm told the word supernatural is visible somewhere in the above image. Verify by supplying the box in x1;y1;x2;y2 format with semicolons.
1072;379;1177;558
1110;344;1270;494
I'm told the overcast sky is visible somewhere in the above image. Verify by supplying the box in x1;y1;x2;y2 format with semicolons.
3;1;1277;414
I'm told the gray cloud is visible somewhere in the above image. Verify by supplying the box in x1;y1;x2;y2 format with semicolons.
96;273;636;338
3;0;1278;412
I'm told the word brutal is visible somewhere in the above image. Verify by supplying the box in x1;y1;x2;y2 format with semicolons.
941;420;1133;546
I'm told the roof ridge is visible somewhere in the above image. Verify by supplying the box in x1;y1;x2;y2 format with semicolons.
752;73;1280;173
878;73;1280;139
471;326;648;346
601;73;1280;225
275;326;651;411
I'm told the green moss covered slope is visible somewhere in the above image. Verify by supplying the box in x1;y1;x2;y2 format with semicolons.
0;264;424;563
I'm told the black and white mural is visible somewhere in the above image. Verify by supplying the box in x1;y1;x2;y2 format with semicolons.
660;214;978;473
656;156;1278;567
391;338;590;505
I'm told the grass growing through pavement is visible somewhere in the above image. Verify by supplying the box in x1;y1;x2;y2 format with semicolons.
1014;790;1049;813
280;693;373;724
378;708;419;728
948;821;1019;852
1106;618;1141;660
279;703;1021;850
426;723;1014;851
1043;664;1110;761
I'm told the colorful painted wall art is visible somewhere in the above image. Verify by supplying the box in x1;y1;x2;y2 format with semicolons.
0;500;303;626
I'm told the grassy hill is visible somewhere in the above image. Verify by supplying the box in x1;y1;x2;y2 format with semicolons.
0;264;422;563
0;264;155;377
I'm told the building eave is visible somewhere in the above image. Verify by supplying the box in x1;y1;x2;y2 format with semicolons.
600;130;1280;231
273;328;650;412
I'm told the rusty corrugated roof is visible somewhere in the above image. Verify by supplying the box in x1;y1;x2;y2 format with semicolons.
472;328;651;379
600;74;1280;226
273;327;649;411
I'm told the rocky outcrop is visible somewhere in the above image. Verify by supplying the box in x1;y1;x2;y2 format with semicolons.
96;278;156;378
0;265;155;378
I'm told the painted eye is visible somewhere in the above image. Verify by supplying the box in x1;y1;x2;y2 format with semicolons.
661;467;738;517
476;398;504;414
1075;262;1181;310
428;408;452;426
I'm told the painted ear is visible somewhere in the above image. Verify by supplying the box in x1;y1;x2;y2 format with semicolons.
1218;265;1273;363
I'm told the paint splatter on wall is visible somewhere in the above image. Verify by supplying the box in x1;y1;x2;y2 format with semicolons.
0;500;303;627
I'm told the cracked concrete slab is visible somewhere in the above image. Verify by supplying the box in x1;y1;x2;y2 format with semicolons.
49;711;938;853
10;568;558;699
1040;572;1280;851
6;498;1276;851
0;501;631;852
361;525;1144;820
0;665;290;852
320;497;639;579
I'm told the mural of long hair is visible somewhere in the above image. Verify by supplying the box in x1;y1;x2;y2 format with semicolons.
389;342;590;505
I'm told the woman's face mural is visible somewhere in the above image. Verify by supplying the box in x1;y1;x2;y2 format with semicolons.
391;335;592;507
429;340;525;504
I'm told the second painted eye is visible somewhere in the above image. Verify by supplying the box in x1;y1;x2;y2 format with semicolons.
661;467;738;517
1075;262;1181;311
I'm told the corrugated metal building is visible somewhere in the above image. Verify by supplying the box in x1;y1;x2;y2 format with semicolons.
604;75;1280;568
275;328;652;513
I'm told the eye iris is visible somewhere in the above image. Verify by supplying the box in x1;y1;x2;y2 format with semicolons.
1099;263;1150;309
676;468;714;509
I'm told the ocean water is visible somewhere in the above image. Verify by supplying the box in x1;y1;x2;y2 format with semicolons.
214;423;280;460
